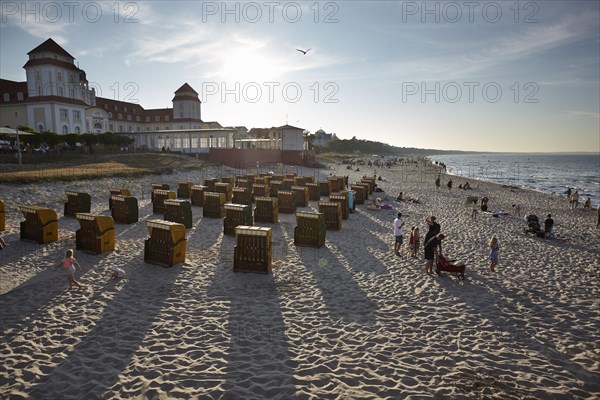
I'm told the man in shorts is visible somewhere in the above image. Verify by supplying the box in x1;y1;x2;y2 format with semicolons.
393;212;404;256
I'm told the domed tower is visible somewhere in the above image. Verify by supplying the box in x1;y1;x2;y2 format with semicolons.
172;83;201;120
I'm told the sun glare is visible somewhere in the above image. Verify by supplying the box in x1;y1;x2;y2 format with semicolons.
219;47;285;83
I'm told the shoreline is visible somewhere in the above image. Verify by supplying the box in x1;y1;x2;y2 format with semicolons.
426;153;600;206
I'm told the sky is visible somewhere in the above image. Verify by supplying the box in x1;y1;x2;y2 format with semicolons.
1;0;599;153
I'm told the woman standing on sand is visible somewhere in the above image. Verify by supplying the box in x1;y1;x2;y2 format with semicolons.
424;234;445;274
489;236;499;272
471;199;478;221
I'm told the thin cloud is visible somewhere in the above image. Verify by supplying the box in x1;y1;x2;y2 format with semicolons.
381;11;599;81
563;110;600;119
125;22;343;80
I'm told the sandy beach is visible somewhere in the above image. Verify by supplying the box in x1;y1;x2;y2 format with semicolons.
1;160;599;399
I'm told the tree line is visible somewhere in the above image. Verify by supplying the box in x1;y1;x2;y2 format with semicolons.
14;127;134;149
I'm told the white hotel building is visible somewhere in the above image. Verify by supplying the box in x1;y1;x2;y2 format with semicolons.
0;38;246;152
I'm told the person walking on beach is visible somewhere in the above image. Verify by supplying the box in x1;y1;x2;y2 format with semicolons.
570;190;580;209
411;226;420;258
424;234;445;274
489;236;499;272
54;249;84;290
471;199;478;221
393;212;405;256
435;175;441;190
544;214;554;238
447;179;453;191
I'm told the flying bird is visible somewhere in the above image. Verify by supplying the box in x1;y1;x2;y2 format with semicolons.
296;48;311;55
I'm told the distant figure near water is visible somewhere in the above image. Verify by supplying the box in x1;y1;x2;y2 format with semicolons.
489;236;499;272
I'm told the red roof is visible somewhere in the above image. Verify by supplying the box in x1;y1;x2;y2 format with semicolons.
0;79;28;104
27;38;75;60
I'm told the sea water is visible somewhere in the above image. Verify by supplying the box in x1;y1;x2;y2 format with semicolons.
429;153;600;206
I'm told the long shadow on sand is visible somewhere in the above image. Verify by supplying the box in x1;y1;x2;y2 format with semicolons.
206;233;299;399
325;212;391;276
0;248;110;342
292;235;377;326
27;259;183;399
435;271;600;394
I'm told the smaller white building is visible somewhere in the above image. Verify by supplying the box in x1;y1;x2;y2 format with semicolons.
280;125;306;150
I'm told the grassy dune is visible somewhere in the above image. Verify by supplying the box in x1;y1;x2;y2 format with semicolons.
0;152;209;183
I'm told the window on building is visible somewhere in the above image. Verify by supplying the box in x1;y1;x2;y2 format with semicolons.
146;127;150;131
109;124;114;131
58;87;63;96
146;116;150;122
62;125;68;134
69;73;74;83
155;116;160;122
118;113;122;119
70;88;75;98
119;125;124;132
37;86;42;96
129;126;133;132
17;92;23;101
165;116;170;121
137;127;141;131
155;126;159;130
2;93;9;101
60;109;68;119
114;106;118;111
73;110;81;120
104;104;108;109
108;112;112;118
58;72;63;82
94;122;102;130
136;116;140;122
127;115;131;121
75;126;80;133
